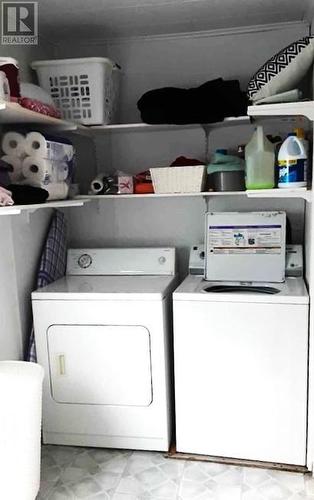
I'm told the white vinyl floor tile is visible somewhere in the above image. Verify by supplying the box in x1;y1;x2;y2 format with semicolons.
37;446;314;499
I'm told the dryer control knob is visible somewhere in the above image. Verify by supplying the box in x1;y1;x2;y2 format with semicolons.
159;256;166;264
78;254;92;269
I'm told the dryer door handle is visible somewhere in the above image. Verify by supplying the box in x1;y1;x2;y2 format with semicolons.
58;354;66;375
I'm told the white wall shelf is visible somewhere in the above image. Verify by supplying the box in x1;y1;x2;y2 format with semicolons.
0;99;310;136
0;102;252;134
0;199;88;216
248;101;314;121
76;188;311;202
0;101;81;130
86;116;251;134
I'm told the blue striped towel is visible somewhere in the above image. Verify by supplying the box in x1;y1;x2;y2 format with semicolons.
27;210;67;362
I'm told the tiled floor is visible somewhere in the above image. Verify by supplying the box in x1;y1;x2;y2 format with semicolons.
38;445;314;500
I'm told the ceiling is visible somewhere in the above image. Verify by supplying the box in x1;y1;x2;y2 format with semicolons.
39;0;312;41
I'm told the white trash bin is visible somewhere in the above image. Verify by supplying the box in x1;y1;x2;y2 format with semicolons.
0;361;44;500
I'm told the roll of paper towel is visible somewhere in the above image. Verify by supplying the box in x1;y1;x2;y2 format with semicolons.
22;156;52;184
0;361;44;500
1;155;23;182
2;131;25;156
25;132;74;161
91;173;106;194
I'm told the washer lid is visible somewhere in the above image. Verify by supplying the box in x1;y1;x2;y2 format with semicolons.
173;275;308;304
32;274;177;301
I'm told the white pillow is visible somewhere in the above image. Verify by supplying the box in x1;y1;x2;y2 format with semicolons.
247;36;314;102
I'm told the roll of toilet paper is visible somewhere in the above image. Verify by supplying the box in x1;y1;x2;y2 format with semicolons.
22;156;52;184
1;155;23;182
2;131;25;156
91;173;106;194
44;182;69;201
0;361;44;500
25;132;74;161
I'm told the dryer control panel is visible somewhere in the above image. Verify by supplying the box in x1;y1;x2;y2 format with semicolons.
67;247;176;276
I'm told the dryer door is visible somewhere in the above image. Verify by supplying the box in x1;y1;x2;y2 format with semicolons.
47;324;152;406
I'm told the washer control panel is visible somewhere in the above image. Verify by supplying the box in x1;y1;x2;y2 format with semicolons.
189;244;205;275
286;244;303;277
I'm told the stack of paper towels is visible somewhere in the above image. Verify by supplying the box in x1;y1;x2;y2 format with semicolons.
1;131;74;200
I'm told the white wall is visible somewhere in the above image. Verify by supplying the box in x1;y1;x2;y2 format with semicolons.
0;38;55;81
0;218;21;360
63;21;308;275
55;21;308;122
0;38;55;360
11;210;52;356
68;195;304;278
0;211;52;361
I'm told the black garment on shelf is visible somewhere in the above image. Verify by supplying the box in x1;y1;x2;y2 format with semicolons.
8;184;49;205
0;159;10;187
137;78;248;124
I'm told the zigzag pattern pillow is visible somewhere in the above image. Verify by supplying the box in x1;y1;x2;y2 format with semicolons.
248;36;314;102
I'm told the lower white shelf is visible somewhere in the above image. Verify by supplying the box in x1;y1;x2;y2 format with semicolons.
0;199;87;216
75;188;311;202
2;188;308;216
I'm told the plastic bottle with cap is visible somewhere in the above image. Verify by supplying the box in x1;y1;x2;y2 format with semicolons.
277;132;307;188
245;125;275;189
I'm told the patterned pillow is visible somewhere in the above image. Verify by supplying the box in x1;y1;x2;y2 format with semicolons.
247;36;314;102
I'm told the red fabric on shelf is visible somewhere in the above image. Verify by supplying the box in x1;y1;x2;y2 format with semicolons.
170;156;203;166
134;183;154;194
18;97;61;118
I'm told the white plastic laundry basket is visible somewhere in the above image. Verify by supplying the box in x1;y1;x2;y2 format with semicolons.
150;165;206;193
0;361;44;500
31;57;120;126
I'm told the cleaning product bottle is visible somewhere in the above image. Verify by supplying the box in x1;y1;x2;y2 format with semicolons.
245;126;275;190
277;133;307;188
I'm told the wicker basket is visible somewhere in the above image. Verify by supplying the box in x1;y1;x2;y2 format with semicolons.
150;165;206;193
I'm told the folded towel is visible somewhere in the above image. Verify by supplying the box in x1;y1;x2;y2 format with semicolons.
207;153;245;174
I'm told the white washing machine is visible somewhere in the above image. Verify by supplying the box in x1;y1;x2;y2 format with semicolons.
32;247;177;451
173;274;309;465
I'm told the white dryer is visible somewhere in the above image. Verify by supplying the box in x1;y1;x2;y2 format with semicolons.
32;247;177;451
173;275;309;465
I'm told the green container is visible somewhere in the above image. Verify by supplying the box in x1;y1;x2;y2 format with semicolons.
245;126;275;190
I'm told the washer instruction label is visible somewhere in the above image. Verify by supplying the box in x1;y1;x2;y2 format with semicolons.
208;225;282;254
